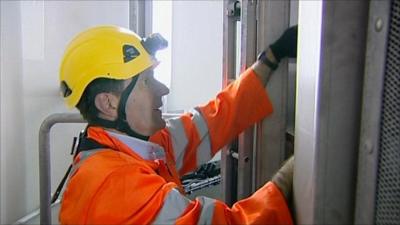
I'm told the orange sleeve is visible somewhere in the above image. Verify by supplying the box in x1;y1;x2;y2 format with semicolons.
213;182;293;224
199;68;273;153
175;182;293;225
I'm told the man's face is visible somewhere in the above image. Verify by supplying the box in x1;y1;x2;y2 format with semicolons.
124;69;170;136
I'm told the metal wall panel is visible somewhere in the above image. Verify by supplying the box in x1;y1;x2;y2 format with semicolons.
354;1;391;224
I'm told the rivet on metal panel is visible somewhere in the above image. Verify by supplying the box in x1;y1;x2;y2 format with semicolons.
375;18;383;32
364;140;374;154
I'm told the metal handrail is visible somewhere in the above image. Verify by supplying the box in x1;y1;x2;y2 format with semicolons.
39;113;85;224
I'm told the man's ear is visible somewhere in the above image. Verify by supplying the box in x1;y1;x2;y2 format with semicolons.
94;93;119;121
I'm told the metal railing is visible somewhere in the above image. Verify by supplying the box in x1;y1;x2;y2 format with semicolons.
39;113;86;224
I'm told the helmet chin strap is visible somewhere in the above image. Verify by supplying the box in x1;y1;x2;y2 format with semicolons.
115;75;149;140
90;75;150;141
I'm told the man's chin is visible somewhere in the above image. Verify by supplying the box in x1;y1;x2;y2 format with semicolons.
152;120;166;133
159;120;166;129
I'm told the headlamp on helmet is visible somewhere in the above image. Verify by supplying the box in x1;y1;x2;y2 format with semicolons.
141;33;168;56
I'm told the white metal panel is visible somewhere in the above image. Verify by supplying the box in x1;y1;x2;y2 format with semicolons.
295;1;369;224
295;2;323;223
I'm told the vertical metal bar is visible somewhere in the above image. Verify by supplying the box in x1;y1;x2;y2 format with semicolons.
294;2;323;223
254;0;290;188
287;0;299;139
129;0;152;36
39;113;85;224
295;1;369;224
221;0;240;205
354;1;391;224
129;0;139;34
236;0;257;200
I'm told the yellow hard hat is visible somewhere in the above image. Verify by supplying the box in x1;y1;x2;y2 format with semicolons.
59;25;166;108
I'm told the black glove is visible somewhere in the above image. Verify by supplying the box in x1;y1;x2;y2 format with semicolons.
269;25;298;62
272;156;294;201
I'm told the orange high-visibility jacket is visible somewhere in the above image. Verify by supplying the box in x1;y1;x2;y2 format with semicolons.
59;68;293;225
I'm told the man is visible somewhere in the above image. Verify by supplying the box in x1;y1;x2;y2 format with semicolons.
58;25;297;224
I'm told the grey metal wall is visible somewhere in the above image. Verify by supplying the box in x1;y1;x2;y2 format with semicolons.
354;0;400;224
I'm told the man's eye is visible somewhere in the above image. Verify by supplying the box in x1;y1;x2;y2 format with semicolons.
144;78;150;86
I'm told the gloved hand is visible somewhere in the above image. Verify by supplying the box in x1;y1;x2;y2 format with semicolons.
269;25;298;62
272;156;294;200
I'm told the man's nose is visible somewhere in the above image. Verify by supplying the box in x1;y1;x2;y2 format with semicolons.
156;81;170;96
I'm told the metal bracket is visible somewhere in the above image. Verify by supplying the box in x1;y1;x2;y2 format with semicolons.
226;0;241;18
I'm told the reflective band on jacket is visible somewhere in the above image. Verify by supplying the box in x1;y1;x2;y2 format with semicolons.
190;108;212;167
197;196;215;225
166;118;188;171
166;108;211;172
152;188;190;224
152;188;216;225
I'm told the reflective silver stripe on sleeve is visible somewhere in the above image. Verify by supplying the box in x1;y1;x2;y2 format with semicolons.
152;188;190;224
190;108;212;167
196;196;216;225
166;117;188;171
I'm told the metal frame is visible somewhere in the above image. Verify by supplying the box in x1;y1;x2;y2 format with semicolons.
294;1;369;224
237;0;257;199
354;1;391;224
221;0;241;206
221;0;293;202
254;0;290;188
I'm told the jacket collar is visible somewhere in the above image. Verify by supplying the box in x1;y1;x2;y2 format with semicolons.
106;130;166;161
86;126;165;161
